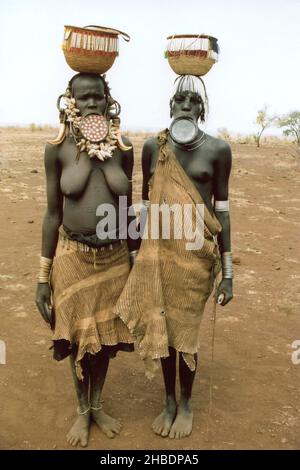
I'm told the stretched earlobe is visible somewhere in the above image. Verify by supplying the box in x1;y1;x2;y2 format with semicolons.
169;98;173;119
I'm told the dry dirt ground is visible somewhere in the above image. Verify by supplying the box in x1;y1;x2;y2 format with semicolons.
0;128;299;450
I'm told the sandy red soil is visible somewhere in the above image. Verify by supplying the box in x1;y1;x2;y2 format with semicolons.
0;129;299;450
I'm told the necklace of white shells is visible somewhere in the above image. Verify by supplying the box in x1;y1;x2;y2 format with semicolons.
64;94;131;161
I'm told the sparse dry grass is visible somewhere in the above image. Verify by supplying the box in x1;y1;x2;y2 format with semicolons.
0;125;58;133
0;126;292;146
217;128;292;146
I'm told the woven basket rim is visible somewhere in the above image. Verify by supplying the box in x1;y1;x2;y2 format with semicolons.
64;24;124;37
166;34;218;41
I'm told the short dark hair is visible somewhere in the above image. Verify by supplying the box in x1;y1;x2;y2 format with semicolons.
68;73;110;98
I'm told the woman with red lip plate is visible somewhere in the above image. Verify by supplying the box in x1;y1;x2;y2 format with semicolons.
35;73;138;447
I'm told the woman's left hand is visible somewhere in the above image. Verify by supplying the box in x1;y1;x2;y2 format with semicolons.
215;278;233;306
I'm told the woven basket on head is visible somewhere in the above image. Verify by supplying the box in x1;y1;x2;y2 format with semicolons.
165;34;219;76
62;25;130;74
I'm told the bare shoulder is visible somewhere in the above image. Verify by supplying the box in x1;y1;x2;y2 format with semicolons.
44;142;61;167
205;133;232;161
143;136;159;154
205;133;231;152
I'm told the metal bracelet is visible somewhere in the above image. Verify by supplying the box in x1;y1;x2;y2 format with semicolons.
215;200;230;212
77;406;90;415
221;251;233;279
38;256;53;282
129;250;138;259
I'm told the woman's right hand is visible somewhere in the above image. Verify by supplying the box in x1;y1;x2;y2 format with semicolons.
35;282;53;325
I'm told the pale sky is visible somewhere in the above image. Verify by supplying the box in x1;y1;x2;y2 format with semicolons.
1;0;299;135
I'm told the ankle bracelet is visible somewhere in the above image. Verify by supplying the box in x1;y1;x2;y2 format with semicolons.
90;401;103;411
90;405;102;411
77;406;90;415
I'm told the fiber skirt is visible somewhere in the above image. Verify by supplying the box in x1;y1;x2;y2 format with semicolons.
50;231;134;378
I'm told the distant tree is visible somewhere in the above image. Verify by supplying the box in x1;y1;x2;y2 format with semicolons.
276;111;300;145
254;106;275;148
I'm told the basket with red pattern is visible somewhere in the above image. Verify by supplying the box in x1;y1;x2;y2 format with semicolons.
62;25;130;74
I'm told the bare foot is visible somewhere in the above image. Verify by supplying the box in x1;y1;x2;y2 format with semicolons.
91;409;122;438
66;413;90;447
169;400;193;439
152;398;177;437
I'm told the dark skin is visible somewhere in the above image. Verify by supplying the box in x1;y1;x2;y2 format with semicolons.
35;74;133;446
142;90;233;439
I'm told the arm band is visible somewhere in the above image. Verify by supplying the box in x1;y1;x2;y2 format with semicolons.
221;251;233;279
215;200;229;212
129;250;138;261
38;256;53;283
